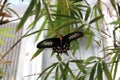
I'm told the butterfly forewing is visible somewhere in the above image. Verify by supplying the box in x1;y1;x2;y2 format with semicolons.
64;32;84;42
37;38;58;48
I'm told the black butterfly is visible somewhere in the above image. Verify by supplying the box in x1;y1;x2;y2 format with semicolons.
37;31;84;54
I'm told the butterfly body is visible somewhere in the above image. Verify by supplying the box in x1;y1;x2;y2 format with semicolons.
37;31;83;54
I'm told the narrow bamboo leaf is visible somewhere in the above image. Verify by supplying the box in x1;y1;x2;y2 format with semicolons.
23;30;40;38
78;76;85;80
86;34;93;49
56;55;62;61
94;6;100;32
51;14;77;19
113;56;120;80
76;8;83;19
44;66;56;80
85;7;91;21
33;0;41;27
117;3;120;16
78;24;85;30
110;54;117;73
85;56;96;62
16;0;37;31
89;63;97;80
76;63;86;74
110;0;117;10
97;63;103;80
102;61;112;80
55;66;59;80
63;62;69;80
56;20;80;31
61;62;75;79
70;41;79;55
35;18;48;41
110;54;117;63
70;60;83;63
70;9;79;18
110;19;120;24
84;56;96;64
7;7;20;17
59;64;64;79
68;67;76;79
89;15;103;24
37;62;58;80
76;4;87;8
73;0;83;3
31;49;43;60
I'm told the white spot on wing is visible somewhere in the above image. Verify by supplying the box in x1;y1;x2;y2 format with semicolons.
68;33;79;40
42;41;53;46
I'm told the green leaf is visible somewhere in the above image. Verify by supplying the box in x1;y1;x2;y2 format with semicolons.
56;55;62;61
35;18;48;41
68;67;76;79
37;62;58;80
31;49;43;60
76;63;86;74
59;64;64;79
55;66;59;80
85;56;96;62
84;56;96;64
70;60;83;63
102;61;112;80
86;34;93;49
70;41;79;55
16;0;37;31
55;20;80;31
78;76;85;80
117;3;120;16
97;63;103;80
89;15;104;24
70;9;79;18
51;14;77;19
113;56;120;80
63;62;69;80
85;7;91;21
33;0;41;27
76;8;83;19
110;0;117;10
60;62;75;79
72;0;83;3
89;63;97;80
7;7;19;17
110;19;120;24
44;65;56;80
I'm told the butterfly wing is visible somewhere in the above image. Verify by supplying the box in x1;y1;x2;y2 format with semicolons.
37;38;58;48
64;31;84;42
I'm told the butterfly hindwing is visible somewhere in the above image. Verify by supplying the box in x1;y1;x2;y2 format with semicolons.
64;31;84;42
37;38;58;48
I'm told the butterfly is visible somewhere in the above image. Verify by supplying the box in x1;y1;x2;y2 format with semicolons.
37;31;84;54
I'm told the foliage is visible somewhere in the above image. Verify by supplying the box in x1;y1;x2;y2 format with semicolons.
1;0;120;80
17;0;120;80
